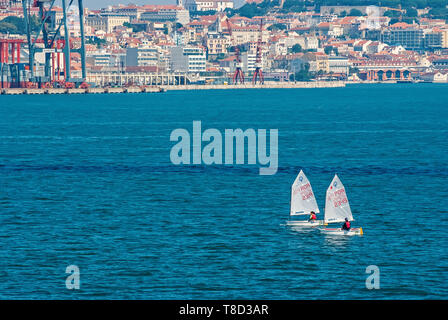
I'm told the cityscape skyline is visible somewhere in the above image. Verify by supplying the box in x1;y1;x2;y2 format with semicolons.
2;0;448;88
84;0;176;8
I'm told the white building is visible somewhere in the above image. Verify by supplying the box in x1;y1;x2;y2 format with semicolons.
88;52;113;67
126;47;161;67
86;51;126;70
420;71;448;82
107;5;145;20
170;46;206;73
241;52;257;74
85;13;130;33
140;7;190;26
184;0;233;12
328;56;349;75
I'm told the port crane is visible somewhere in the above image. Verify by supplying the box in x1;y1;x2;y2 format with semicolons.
225;18;244;84
23;0;87;88
1;0;88;88
252;18;264;85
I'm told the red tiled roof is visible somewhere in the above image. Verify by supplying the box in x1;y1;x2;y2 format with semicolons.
390;22;412;29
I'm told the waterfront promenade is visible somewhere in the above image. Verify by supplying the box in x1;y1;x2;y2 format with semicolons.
0;81;346;95
160;81;346;90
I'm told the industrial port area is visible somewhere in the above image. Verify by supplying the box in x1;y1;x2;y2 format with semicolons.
1;1;92;91
3;0;448;94
1;0;274;93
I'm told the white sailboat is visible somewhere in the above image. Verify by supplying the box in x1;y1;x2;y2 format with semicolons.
287;170;323;227
320;174;363;236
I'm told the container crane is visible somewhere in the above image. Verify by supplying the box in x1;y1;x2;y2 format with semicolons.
252;19;264;85
21;0;87;88
226;18;244;84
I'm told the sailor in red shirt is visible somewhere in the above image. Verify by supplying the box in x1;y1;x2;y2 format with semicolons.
308;211;317;221
341;218;351;231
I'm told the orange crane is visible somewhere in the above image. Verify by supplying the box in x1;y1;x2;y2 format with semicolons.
252;18;264;85
226;18;244;84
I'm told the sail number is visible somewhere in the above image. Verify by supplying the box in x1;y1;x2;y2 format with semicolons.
331;189;348;207
299;183;314;200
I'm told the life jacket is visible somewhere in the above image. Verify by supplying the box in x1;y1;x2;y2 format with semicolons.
310;214;316;220
345;221;351;229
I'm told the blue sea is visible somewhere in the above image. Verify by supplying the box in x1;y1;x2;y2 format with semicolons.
0;84;447;299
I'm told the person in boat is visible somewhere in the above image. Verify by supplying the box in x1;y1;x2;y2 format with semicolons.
341;218;351;231
308;211;317;221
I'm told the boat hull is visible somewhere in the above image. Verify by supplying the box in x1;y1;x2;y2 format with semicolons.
286;220;324;227
320;227;363;236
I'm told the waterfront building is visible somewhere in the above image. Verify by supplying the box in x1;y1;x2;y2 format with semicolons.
381;23;424;50
418;71;448;82
170;46;206;73
300;52;330;73
328;56;349;75
126;46;163;68
87;51;125;70
241;51;257;74
440;29;448;48
432;58;448;69
206;33;230;55
424;30;443;49
87;51;113;68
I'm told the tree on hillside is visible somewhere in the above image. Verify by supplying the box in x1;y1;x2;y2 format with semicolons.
324;45;338;55
349;9;364;16
384;10;401;18
406;8;418;17
267;23;287;31
0;15;39;34
290;44;302;53
290;62;311;81
0;22;17;34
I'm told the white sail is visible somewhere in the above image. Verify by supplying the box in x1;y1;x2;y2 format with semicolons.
324;174;354;224
290;170;320;216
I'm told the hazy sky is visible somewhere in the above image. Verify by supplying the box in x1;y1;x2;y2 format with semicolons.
83;0;176;9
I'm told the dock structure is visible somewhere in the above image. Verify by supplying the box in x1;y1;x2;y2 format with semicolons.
160;81;346;91
1;86;164;95
86;72;189;87
0;81;346;95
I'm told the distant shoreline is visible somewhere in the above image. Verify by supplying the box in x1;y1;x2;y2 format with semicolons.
160;81;346;90
1;81;344;95
1;81;446;95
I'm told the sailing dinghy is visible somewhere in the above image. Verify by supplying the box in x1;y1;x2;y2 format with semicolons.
320;174;363;236
287;170;324;227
